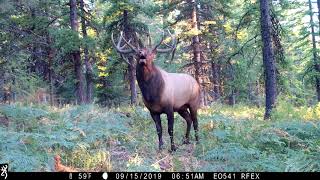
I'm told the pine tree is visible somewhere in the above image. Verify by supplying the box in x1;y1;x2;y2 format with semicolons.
69;0;85;104
260;0;277;119
308;0;320;101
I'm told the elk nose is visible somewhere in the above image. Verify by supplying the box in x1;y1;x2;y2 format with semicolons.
139;59;147;65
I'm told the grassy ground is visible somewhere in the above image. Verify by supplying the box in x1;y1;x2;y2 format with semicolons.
0;102;319;172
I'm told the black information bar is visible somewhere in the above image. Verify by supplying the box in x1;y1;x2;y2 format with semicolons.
2;172;319;180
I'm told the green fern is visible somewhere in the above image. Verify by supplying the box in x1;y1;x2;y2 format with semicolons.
0;104;319;172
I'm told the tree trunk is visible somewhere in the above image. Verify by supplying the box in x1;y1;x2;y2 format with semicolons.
310;0;320;101
318;0;320;36
260;0;277;119
227;64;236;106
30;9;38;74
47;36;54;106
80;0;94;104
128;58;137;104
123;10;137;104
211;61;221;101
69;0;85;104
190;1;201;82
44;3;54;106
189;0;204;106
228;90;236;105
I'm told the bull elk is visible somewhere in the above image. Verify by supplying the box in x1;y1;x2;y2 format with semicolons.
112;30;201;151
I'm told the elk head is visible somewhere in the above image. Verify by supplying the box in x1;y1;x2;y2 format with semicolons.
111;29;176;66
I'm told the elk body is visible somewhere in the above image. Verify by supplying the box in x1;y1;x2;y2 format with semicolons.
112;31;201;151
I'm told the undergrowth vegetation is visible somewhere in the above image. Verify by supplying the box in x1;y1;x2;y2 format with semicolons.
0;102;319;172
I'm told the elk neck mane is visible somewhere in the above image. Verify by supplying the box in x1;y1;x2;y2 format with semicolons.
136;62;165;103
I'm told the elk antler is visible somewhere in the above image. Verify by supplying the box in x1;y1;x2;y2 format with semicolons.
148;29;152;48
120;54;131;65
153;29;176;53
112;31;139;65
111;31;139;54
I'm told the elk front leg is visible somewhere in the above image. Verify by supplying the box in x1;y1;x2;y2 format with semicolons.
166;109;177;151
150;112;163;150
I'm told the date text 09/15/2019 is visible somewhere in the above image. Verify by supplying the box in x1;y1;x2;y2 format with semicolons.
114;172;260;180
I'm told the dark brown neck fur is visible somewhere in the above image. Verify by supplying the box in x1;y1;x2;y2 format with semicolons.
136;63;165;103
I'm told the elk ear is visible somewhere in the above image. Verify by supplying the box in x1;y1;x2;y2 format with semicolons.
150;49;157;61
152;48;157;54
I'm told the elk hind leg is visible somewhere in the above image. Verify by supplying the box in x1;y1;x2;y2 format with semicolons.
189;106;199;142
178;108;192;144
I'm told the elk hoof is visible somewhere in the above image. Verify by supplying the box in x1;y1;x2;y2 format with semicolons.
158;143;164;151
183;138;190;144
170;144;177;152
195;136;199;143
